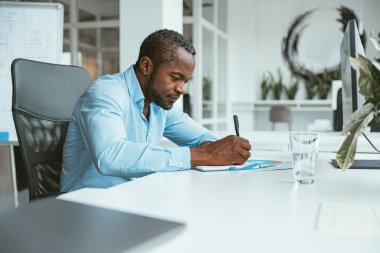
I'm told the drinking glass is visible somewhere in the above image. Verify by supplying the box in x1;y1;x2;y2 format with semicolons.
289;132;320;184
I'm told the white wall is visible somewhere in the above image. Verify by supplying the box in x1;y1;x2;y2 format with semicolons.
120;0;183;70
228;0;256;130
228;0;380;131
361;0;380;59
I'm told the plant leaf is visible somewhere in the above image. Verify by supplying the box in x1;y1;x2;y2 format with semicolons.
336;103;375;170
370;32;380;52
353;54;380;99
349;56;361;71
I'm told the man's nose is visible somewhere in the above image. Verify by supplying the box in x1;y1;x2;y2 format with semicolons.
175;82;186;94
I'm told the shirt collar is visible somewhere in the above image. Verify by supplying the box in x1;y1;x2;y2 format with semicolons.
123;65;145;106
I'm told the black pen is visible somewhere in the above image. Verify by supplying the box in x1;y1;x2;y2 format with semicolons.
233;115;240;137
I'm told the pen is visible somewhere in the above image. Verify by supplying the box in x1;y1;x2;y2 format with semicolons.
233;115;240;137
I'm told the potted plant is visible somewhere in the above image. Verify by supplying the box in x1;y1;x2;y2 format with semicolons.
271;69;284;100
305;74;318;99
317;69;332;99
336;34;380;170
261;73;271;100
202;76;212;101
285;77;299;100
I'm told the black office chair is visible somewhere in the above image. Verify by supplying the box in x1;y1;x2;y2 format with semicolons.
11;59;91;201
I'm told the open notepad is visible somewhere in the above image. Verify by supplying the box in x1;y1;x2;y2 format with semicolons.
194;159;292;172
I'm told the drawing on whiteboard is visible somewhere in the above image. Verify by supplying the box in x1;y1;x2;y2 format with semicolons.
0;2;63;141
25;31;48;48
1;10;25;24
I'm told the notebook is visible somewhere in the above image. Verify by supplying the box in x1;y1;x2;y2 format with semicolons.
0;198;184;253
194;159;292;172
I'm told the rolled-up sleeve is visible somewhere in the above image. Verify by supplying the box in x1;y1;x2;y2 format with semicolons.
164;106;218;147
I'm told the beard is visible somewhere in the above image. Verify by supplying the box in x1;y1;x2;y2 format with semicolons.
146;73;175;110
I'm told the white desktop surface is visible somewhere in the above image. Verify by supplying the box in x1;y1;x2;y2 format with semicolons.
59;151;380;253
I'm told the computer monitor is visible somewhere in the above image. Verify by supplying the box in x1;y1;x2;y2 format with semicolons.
333;19;380;169
340;19;365;125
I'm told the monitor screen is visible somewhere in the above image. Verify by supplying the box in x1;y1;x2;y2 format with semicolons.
340;19;365;126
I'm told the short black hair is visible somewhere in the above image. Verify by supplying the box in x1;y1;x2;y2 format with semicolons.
136;29;196;67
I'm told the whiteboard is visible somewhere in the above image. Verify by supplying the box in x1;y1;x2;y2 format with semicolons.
0;2;63;141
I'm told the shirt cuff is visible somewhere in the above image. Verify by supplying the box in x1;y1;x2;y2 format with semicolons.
167;146;191;170
198;132;218;145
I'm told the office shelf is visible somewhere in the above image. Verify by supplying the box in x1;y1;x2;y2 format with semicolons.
233;99;335;112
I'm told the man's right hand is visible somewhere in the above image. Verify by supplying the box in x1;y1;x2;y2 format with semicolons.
190;135;251;167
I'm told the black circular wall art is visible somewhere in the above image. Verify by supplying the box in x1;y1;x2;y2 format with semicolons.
282;6;366;82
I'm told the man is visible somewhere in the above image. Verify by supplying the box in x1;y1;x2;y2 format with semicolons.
61;29;251;192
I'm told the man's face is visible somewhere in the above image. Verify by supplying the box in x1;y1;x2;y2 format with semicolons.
146;48;195;110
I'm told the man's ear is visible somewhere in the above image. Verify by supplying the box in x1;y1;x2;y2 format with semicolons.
139;56;153;76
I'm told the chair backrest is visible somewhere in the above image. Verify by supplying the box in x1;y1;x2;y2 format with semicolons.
269;105;293;123
11;59;91;200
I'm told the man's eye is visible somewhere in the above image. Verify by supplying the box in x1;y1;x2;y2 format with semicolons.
171;76;180;81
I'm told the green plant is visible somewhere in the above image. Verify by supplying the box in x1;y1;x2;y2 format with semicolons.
285;77;299;100
202;77;212;101
336;34;380;170
271;69;283;100
372;31;380;63
305;74;318;99
317;68;332;99
261;73;271;100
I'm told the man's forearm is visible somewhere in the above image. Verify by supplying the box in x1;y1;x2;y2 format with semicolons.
190;141;214;166
190;145;212;167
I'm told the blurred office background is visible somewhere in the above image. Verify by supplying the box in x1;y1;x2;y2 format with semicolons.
2;0;380;132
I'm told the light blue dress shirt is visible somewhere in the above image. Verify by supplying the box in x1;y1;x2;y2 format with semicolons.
61;65;217;191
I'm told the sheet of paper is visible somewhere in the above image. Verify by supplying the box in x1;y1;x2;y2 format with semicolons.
194;160;292;172
317;202;380;236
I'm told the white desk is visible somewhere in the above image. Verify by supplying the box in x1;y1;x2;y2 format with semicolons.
59;151;380;253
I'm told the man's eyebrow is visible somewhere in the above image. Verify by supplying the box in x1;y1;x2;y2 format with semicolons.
170;72;185;78
170;72;192;81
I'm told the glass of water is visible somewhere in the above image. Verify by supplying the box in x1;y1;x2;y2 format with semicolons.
289;132;320;184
